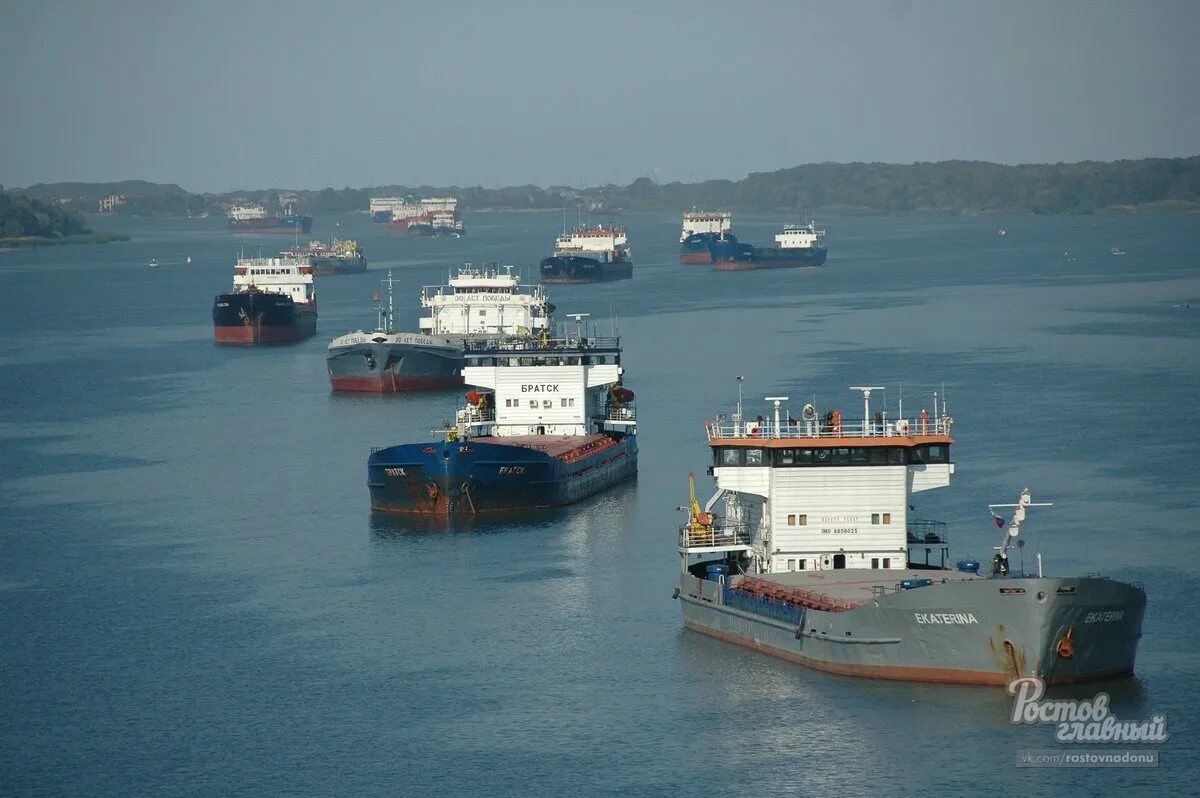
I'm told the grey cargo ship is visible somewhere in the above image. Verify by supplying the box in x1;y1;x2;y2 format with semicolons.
676;387;1145;686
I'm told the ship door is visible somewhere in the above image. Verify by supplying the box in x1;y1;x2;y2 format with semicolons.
833;554;847;569
536;425;546;435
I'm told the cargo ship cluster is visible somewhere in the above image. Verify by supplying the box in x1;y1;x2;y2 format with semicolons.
204;198;1146;689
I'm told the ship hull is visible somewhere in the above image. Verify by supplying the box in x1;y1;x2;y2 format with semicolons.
715;246;828;270
371;211;393;223
212;292;316;345
327;336;464;393
539;255;633;284
228;216;314;234
368;434;637;514
310;256;367;276
678;573;1144;686
680;233;724;264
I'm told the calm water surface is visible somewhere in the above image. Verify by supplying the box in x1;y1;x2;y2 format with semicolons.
2;211;1198;796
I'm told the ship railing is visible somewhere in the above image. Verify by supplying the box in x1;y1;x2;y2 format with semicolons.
906;519;948;545
679;523;752;549
704;415;952;441
462;335;621;354
457;407;496;424
604;405;636;422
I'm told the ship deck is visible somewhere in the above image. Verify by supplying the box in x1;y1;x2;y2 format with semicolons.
739;568;985;610
470;434;616;460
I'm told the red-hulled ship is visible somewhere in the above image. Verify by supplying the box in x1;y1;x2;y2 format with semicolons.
212;255;317;345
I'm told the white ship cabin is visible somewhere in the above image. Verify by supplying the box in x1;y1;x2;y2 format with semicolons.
420;197;459;213
419;264;551;337
453;322;634;439
232;256;315;304
429;211;464;232
681;386;955;575
680;211;732;242
553;226;630;259
226;204;269;221
774;222;825;250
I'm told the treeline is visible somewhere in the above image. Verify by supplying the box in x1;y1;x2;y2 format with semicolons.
13;156;1200;216
0;187;91;239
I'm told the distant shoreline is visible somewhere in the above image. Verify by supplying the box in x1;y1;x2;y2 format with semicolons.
0;232;130;249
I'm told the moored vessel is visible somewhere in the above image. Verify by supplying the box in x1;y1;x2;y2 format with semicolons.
381;197;465;236
679;210;733;264
676;385;1145;685
327;264;552;393
226;203;313;234
212;255;317;345
539;226;633;283
713;222;828;270
286;237;367;275
368;314;637;514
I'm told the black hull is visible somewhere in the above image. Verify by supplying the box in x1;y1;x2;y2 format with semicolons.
539;255;633;283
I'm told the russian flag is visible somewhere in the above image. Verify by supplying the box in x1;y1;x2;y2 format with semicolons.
991;510;1006;528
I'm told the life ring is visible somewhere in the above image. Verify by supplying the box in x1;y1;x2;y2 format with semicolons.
748;426;760;438
830;410;842;435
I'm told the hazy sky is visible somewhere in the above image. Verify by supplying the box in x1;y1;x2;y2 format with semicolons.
2;0;1197;193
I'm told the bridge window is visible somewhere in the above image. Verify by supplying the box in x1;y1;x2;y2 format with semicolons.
787;514;796;526
849;447;870;465
872;513;880;524
883;558;891;568
721;448;742;466
872;558;879;568
883;513;892;524
745;449;763;466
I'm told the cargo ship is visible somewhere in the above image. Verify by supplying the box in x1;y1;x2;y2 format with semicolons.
714;222;827;270
379;197;465;236
679;210;734;264
368;314;637;513
212;255;317;345
226;203;313;234
327;263;552;393
676;386;1146;686
539;226;633;283
286;238;367;275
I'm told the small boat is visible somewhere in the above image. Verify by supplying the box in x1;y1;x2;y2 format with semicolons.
186;256;192;264
149;258;159;269
997;228;1008;236
1111;247;1126;256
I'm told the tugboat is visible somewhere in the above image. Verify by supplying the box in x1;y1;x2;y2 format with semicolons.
368;314;637;514
327;264;552;393
675;384;1146;685
713;222;828;270
679;210;734;264
212;255;316;345
539;226;633;283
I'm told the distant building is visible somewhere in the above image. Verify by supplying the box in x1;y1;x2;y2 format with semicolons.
98;194;125;213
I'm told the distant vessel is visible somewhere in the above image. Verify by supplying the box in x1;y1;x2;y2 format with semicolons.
679;210;733;264
226;203;313;234
539;226;633;283
212;255;317;345
1111;247;1126;256
368;314;637;514
286;238;367;276
378;197;465;236
327;264;551;393
714;223;828;270
998;228;1008;236
148;258;159;269
675;386;1145;685
186;256;192;264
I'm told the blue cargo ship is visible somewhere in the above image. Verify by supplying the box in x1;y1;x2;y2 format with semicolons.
368;317;638;515
679;210;733;264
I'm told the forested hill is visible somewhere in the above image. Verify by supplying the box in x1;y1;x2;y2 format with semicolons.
13;156;1200;216
0;187;91;239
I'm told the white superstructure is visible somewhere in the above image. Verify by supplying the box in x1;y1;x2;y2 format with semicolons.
454;317;634;439
226;204;269;222
231;255;315;306
680;210;732;242
774;222;825;251
419;264;551;337
550;226;630;262
369;196;459;221
688;385;954;575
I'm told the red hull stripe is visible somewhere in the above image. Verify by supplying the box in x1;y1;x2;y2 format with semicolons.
683;619;1133;686
214;324;315;345
680;254;713;264
330;375;464;393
